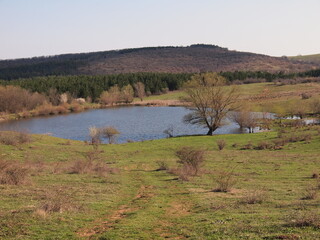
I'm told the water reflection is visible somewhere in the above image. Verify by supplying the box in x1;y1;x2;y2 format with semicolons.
0;106;255;143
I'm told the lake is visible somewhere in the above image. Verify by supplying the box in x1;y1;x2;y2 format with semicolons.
0;106;250;143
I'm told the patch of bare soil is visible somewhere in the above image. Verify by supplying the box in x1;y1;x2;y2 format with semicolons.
77;185;155;239
166;201;192;217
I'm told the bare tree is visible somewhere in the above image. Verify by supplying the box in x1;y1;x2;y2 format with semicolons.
229;111;259;133
183;73;239;135
99;85;121;106
163;125;174;138
0;86;46;113
48;88;60;106
288;101;307;119
100;127;120;144
310;98;320;115
121;85;134;103
89;126;101;145
134;82;145;101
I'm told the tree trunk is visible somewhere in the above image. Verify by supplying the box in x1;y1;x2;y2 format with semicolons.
207;128;213;135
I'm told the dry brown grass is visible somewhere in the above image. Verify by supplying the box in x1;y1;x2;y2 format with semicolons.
285;211;320;228
302;185;318;200
155;161;169;171
256;141;274;150
66;150;118;177
168;165;195;181
0;85;46;113
214;170;237;192
35;188;81;216
216;139;226;150
0;160;29;185
0;131;32;146
175;146;205;176
240;189;268;204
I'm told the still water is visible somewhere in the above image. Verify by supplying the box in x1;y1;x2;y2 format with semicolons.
0;106;247;143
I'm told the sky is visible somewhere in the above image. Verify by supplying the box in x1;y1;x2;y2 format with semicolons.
0;0;320;59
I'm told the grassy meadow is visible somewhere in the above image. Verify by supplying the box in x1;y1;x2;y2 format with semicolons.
0;81;320;239
0;125;320;239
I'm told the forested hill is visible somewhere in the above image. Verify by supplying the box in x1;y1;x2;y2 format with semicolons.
0;44;318;80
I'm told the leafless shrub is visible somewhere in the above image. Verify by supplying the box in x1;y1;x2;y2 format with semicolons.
287;133;312;143
66;149;116;177
175;146;205;176
99;85;121;105
100;126;120;144
242;141;253;150
232;143;238;148
134;82;146;101
68;160;93;174
67;159;115;177
0;131;32;146
121;84;134;103
301;92;312;100
277;128;286;138
54;105;69;114
36;188;80;215
156;161;169;171
167;165;194;181
285;211;320;228
36;103;54;115
69;102;84;112
256;141;273;150
17;131;32;144
216;139;226;150
163;125;174;138
214;170;237;192
89;126;101;145
0;86;46;113
310;98;320;114
273;138;288;149
240;189;268;204
0;160;29;185
229;111;258;133
302;186;318;200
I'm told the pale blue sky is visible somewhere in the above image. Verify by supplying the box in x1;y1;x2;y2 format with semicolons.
0;0;319;59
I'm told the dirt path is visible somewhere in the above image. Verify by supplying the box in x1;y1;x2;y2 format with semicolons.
77;185;155;239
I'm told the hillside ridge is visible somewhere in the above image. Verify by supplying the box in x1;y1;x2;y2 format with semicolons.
0;44;318;80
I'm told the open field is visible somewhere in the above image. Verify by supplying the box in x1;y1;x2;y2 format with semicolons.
143;82;320;112
290;54;320;64
0;125;320;239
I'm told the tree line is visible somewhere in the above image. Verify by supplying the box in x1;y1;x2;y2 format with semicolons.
0;70;319;102
220;69;320;82
0;73;192;101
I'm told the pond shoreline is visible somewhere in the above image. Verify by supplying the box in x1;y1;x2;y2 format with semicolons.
0;99;189;123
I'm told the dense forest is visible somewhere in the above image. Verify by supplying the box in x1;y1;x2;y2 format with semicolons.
0;73;192;101
1;69;319;101
221;69;320;82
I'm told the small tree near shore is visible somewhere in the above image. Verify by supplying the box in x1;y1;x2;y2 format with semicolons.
134;82;146;101
121;85;134;103
229;110;259;133
101;127;120;144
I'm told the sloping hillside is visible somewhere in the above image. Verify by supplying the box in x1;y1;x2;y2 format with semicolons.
0;44;318;80
290;54;320;64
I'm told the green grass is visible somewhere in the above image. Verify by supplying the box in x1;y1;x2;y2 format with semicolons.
0;126;320;239
144;82;320;100
290;54;320;63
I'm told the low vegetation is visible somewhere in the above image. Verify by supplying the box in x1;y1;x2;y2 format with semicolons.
0;124;319;239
